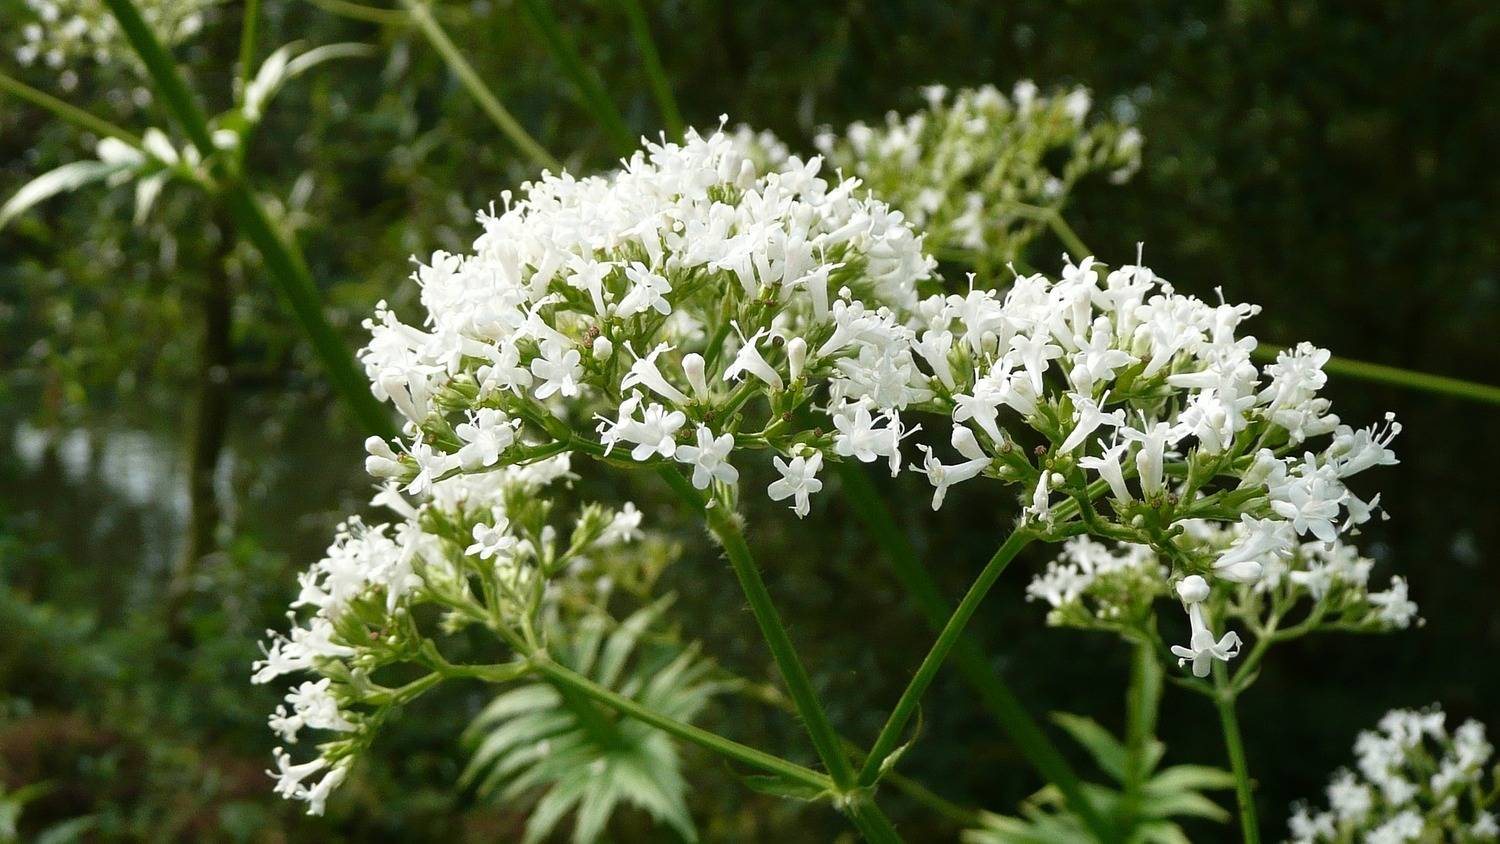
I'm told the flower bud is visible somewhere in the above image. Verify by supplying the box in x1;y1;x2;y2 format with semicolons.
786;337;808;382
682;353;709;398
1176;575;1210;604
591;336;613;360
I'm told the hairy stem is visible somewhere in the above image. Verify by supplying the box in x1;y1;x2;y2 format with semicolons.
1213;664;1261;844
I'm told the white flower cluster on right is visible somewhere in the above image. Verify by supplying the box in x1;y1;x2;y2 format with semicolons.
1288;705;1499;844
912;254;1401;676
1028;521;1418;677
816;82;1142;263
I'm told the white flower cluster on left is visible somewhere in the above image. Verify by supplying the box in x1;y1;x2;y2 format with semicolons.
252;456;645;815
359;125;936;518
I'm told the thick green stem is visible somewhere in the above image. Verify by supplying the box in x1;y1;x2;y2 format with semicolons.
857;526;1033;786
836;464;1116;841
1120;636;1162;831
617;0;683;140
401;0;562;172
656;469;876;805
532;656;831;792
845;797;905;844
1213;665;1260;844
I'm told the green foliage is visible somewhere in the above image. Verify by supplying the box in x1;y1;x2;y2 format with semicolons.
963;714;1234;844
460;600;720;843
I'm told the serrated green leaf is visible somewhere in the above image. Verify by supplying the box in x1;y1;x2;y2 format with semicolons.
465;595;715;843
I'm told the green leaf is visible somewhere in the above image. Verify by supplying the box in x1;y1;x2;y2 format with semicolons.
1139;789;1231;823
739;774;831;803
1050;713;1128;783
243;41;373;121
463;598;716;843
1146;764;1237;794
0;160;129;231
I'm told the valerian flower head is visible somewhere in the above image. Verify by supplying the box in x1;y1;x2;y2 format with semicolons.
1029;521;1417;679
914;252;1399;665
252;457;668;815
1287;705;1498;844
359;126;936;517
814;82;1142;263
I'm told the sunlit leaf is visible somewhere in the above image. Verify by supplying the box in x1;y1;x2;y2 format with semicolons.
0;161;130;231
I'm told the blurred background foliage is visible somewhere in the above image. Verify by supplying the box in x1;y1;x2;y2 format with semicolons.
1;0;1497;840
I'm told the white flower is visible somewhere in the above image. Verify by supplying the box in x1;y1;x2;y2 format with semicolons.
767;451;824;518
1170;600;1241;678
915;427;991;510
455;408;518;470
621;342;690;404
722;327;785;391
674;426;739;489
530;339;584;400
466;518;518;560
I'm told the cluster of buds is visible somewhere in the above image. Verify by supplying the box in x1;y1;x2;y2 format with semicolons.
1288;705;1499;843
815;82;1142;264
252;456;664;814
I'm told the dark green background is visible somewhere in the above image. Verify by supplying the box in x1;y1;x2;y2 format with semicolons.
2;0;1497;840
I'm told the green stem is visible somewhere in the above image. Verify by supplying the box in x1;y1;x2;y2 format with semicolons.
1213;664;1260;844
835;464;1116;842
236;0;262;99
656;468;856;790
515;0;635;154
105;0;398;439
1120;636;1162;831
0;70;144;147
532;656;832;792
1254;344;1500;406
617;0;683;140
401;0;562;172
845;797;905;844
856;526;1034;786
304;0;413;26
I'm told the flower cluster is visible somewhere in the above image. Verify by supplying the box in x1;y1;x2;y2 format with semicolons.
13;0;212;81
910;255;1400;675
355;126;1399;677
252;456;660;814
1288;705;1499;844
1029;522;1418;677
815;82;1142;264
359;126;937;519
